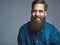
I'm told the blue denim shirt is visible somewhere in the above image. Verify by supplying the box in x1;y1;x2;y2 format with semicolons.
17;22;60;45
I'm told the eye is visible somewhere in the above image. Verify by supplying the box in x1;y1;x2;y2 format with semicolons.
32;10;36;12
39;10;43;13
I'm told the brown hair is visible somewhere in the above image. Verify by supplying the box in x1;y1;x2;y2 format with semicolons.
32;0;48;11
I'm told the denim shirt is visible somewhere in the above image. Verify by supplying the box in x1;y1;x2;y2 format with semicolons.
17;22;60;45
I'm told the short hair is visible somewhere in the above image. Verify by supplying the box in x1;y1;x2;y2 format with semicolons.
32;0;48;11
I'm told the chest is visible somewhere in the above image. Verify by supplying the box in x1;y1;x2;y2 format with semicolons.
25;31;51;45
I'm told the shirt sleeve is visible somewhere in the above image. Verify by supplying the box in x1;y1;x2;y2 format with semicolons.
51;27;60;45
17;27;26;45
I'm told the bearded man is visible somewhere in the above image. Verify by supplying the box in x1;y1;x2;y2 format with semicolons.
17;0;60;45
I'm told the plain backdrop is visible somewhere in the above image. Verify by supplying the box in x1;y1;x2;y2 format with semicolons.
0;0;60;45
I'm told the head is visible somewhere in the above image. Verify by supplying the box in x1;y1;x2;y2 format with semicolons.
30;0;48;33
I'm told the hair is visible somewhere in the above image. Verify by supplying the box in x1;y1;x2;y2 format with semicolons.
32;0;48;11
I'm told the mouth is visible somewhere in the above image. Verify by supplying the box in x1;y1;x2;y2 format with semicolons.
36;18;40;21
34;17;41;23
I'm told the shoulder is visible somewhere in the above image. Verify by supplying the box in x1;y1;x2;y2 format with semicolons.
45;22;59;33
45;22;59;34
45;22;59;35
45;22;60;43
19;21;30;32
46;22;56;30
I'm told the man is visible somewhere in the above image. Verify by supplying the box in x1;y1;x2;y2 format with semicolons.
17;0;60;45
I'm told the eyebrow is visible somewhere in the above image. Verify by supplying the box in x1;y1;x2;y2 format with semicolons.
32;10;44;12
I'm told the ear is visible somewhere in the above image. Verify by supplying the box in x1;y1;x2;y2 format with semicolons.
45;11;47;16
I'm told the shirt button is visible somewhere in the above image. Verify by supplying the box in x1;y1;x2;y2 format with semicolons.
36;40;39;43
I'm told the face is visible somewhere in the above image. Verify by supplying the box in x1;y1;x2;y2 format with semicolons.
30;4;47;33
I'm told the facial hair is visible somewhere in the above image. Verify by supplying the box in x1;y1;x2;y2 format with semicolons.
30;15;45;33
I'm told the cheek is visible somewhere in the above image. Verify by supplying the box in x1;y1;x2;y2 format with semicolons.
31;12;35;16
40;12;45;17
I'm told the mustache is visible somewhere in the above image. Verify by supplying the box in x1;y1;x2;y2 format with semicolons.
31;16;43;21
32;16;41;19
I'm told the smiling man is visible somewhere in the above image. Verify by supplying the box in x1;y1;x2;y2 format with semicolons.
30;1;47;33
17;0;60;45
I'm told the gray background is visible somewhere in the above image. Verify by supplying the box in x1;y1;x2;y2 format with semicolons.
0;0;60;45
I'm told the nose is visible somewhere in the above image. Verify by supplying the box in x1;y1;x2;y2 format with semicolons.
35;11;39;16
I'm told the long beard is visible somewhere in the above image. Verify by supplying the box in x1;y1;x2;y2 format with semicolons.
30;15;45;33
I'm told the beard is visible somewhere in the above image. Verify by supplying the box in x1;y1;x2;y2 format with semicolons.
30;15;46;33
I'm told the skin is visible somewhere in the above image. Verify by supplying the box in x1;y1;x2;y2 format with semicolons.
30;3;47;33
31;4;47;22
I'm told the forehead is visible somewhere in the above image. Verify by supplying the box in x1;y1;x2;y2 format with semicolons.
33;4;45;11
